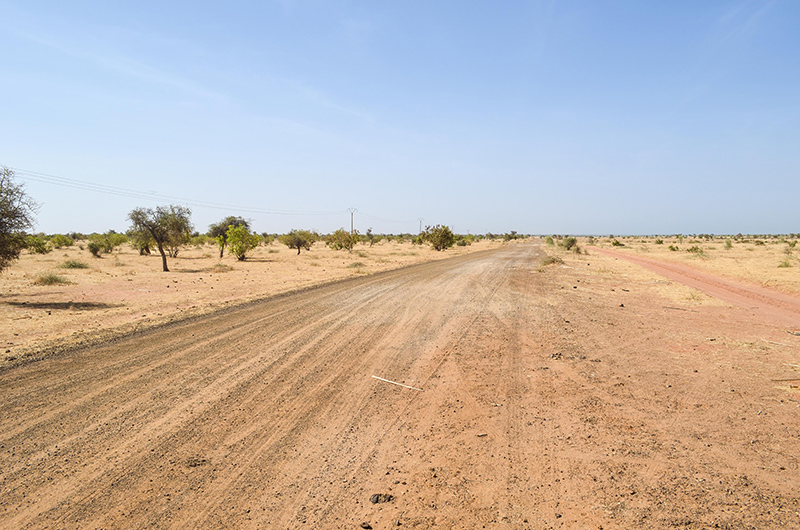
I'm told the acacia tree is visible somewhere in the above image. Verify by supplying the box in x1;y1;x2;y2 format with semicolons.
326;228;359;252
208;216;250;258
128;205;193;272
280;229;318;255
226;224;260;261
0;167;37;274
127;226;154;255
422;224;456;251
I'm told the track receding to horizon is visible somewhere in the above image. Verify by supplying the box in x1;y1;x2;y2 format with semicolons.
2;243;798;529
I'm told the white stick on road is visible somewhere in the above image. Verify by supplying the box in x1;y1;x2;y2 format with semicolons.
371;375;423;391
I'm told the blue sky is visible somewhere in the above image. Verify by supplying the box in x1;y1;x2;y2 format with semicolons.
1;1;798;235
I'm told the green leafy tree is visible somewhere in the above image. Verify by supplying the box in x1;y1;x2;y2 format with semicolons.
280;229;318;255
208;216;250;258
0;167;37;273
422;224;455;251
127;227;154;255
327;228;359;252
165;226;189;258
128;205;193;272
226;224;260;261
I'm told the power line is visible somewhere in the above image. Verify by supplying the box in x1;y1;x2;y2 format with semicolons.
4;164;424;228
6;165;343;217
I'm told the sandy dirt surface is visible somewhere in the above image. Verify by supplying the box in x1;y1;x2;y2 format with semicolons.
592;247;800;328
591;236;800;295
1;239;501;367
2;242;799;529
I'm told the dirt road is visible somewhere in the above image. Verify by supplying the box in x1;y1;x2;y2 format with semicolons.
2;243;799;529
592;247;800;328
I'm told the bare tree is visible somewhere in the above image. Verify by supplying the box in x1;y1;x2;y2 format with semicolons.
128;205;193;272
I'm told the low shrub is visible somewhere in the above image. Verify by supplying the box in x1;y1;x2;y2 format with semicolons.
541;255;564;266
347;262;366;268
669;245;679;251
59;259;89;269
211;263;233;273
27;235;51;254
88;231;127;254
87;241;103;257
49;234;74;248
33;272;71;285
778;260;792;268
655;239;663;245
611;239;624;247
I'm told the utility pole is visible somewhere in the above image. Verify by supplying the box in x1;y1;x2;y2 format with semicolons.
348;208;358;234
418;218;424;234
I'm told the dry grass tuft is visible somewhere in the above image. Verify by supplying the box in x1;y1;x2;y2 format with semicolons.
58;259;89;269
211;263;233;273
33;272;71;286
541;255;564;266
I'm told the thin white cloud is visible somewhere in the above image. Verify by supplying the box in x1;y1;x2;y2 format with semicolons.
712;0;777;48
10;23;227;103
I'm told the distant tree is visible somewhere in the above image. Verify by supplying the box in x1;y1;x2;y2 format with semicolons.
26;235;50;254
128;205;193;272
327;228;359;252
49;234;74;249
89;231;127;254
208;216;250;258
226;225;260;261
280;229;319;255
365;227;376;247
0;167;37;274
422;225;456;251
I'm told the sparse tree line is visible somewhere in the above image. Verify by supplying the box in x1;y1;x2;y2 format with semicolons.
2;168;533;274
4;168;799;275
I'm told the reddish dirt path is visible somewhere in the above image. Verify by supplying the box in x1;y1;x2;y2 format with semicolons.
2;243;799;529
592;247;800;328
